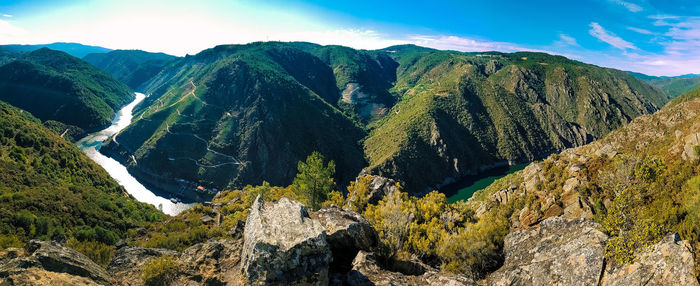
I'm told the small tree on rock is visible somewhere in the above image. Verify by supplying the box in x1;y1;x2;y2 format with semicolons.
293;151;336;210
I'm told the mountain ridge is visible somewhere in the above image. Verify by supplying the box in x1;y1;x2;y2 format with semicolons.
100;41;669;197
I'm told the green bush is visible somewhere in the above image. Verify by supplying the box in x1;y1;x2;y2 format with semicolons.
66;238;115;267
141;255;178;286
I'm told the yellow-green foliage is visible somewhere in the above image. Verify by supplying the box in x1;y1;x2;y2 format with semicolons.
323;191;345;208
134;181;299;251
346;175;373;212
141;255;178;286
0;235;22;250
66;237;115;267
361;185;508;277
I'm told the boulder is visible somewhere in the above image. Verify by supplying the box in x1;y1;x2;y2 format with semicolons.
178;238;243;285
488;217;608;286
0;267;101;285
311;207;378;272
241;196;331;285
601;233;698;286
0;240;112;285
108;245;179;284
680;132;700;161
346;251;476;286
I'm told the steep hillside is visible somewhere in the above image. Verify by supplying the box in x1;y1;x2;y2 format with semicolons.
0;48;134;133
365;47;669;193
0;42;111;58
309;45;399;123
101;42;367;197
106;42;668;198
83;50;177;90
0;100;162;251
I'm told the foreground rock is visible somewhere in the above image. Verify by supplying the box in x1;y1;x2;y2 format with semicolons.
107;239;243;286
488;217;608;286
601;233;698;286
241;196;331;285
177;238;243;285
0;240;112;285
346;251;476;286
311;206;378;272
108;245;179;284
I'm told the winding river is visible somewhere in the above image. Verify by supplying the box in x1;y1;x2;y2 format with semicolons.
77;93;194;215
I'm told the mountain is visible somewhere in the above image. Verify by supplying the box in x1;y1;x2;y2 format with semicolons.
1;88;697;285
628;71;700;98
0;42;111;58
365;47;668;193
101;42;368;198
83;50;177;90
0;99;162;252
102;42;668;197
0;48;134;134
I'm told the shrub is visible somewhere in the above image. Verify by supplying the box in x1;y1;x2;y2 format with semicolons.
66;237;115;267
0;235;23;249
141;255;178;286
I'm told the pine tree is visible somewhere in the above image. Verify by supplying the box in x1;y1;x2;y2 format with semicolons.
292;151;336;210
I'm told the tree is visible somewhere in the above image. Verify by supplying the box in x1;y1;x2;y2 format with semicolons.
292;152;336;210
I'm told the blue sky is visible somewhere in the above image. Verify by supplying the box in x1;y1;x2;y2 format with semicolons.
1;0;699;76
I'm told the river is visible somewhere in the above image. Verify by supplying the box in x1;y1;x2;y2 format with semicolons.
444;163;528;203
76;93;194;215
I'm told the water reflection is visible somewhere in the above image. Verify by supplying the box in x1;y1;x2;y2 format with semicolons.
77;93;193;215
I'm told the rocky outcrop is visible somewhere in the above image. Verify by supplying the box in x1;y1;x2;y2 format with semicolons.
347;174;399;208
311;206;378;272
601;233;698;286
108;245;179;284
177;239;243;285
346;251;476;286
0;240;112;285
488;216;699;286
241;196;331;285
488;217;608;286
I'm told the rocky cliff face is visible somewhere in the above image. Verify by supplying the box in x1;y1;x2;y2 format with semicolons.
487;217;698;286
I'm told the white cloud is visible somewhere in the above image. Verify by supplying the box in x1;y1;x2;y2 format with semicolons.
558;34;579;46
2;14;11;18
407;35;523;53
610;0;643;12
589;22;637;50
273;29;407;50
627;27;653;34
0;19;25;43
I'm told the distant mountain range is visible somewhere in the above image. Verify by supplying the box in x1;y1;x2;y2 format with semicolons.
97;42;668;196
83;50;177;91
0;42;112;58
628;71;700;98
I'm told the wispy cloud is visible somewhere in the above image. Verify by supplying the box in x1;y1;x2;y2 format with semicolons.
557;33;579;46
274;29;408;50
1;14;11;18
627;27;653;34
589;22;637;50
610;0;643;12
407;35;524;52
0;19;25;43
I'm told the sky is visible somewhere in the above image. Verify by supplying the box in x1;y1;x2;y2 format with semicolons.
1;0;700;76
